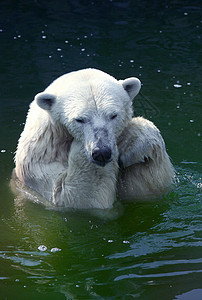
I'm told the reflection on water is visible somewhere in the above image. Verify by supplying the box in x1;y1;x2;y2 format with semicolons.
0;0;201;299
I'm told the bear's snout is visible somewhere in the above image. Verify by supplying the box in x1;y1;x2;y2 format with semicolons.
92;146;112;167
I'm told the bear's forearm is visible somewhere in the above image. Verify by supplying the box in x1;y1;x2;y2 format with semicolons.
118;117;166;167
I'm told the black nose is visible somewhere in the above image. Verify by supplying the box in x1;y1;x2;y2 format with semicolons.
92;146;112;166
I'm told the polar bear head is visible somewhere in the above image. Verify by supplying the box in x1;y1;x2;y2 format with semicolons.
35;69;141;167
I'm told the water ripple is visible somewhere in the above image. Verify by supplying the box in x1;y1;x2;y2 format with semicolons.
114;269;202;281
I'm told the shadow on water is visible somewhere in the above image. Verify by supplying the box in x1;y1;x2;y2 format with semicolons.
0;0;201;299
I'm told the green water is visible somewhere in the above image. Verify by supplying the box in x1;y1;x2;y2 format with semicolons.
0;1;201;299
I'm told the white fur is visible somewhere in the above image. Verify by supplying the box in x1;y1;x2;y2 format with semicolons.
14;68;175;209
117;117;175;199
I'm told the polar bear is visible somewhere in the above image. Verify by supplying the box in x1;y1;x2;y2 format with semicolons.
14;68;175;209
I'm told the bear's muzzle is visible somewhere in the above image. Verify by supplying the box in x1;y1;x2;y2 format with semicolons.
91;146;112;167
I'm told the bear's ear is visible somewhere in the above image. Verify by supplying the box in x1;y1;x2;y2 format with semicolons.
120;77;141;100
35;92;56;111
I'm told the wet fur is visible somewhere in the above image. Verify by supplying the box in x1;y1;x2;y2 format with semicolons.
14;69;174;209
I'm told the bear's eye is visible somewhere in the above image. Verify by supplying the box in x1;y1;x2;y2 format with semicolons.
110;114;118;120
75;118;85;124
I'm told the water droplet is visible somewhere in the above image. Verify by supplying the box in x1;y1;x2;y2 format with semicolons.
174;84;182;88
51;247;61;253
123;240;130;244
38;245;47;251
